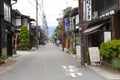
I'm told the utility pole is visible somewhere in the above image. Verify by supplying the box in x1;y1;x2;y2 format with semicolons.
36;0;38;49
78;0;85;66
41;0;44;30
41;0;48;42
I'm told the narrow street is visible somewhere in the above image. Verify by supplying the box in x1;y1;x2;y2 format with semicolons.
0;43;106;80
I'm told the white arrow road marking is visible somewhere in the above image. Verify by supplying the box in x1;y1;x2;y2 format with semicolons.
70;73;77;77
77;73;82;76
62;65;67;69
62;65;83;77
69;65;75;68
69;69;74;72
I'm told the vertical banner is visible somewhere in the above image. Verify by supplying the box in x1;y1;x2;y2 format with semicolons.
70;17;74;30
83;0;92;21
64;18;68;31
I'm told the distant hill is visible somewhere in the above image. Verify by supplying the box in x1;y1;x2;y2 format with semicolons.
48;26;56;38
32;24;56;38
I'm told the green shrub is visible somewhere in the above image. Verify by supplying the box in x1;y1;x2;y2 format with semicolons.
113;58;120;69
100;40;120;62
71;39;77;43
85;52;89;62
0;55;7;64
71;47;76;54
20;46;29;51
1;55;7;60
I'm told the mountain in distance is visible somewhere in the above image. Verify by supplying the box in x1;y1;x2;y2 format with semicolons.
34;24;56;38
48;26;56;38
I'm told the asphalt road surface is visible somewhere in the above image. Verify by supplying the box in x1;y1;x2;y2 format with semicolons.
0;43;107;80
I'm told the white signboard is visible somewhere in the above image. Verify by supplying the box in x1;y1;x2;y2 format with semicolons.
75;15;79;25
76;45;81;59
88;47;100;63
104;31;111;42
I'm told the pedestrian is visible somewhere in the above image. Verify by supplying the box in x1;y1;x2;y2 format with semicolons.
56;40;60;46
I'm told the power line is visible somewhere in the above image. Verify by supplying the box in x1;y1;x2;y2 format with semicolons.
27;0;36;8
51;0;62;11
27;0;41;23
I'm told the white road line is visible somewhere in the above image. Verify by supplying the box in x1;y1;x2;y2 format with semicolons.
69;69;74;72
69;65;75;68
77;73;82;76
70;73;77;77
62;65;83;78
62;65;67;69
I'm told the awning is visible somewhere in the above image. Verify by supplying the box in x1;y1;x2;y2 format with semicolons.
69;7;78;17
83;23;104;34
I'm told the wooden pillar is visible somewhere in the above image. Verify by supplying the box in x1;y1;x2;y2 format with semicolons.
0;0;4;56
61;23;65;51
7;34;13;57
118;0;120;7
112;14;120;39
116;15;120;39
111;15;115;39
15;35;18;49
0;18;2;56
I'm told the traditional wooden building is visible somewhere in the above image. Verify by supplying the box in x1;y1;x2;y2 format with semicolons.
12;9;35;50
62;10;71;51
12;9;21;50
0;0;17;57
84;0;120;49
69;7;79;54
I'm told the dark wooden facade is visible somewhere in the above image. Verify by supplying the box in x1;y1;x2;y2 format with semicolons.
0;0;16;57
12;9;35;50
112;12;120;39
92;0;118;15
0;0;4;56
84;0;120;49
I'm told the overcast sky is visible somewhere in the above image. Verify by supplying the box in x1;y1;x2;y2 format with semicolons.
12;0;78;27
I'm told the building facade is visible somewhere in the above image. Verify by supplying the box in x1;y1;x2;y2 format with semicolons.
0;0;17;57
84;0;120;48
12;9;35;50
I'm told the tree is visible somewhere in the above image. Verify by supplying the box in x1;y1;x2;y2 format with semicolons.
19;26;30;50
63;7;72;17
55;25;62;34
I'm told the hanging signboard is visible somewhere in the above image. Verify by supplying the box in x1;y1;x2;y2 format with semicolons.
104;31;111;42
83;0;92;21
70;17;74;30
88;47;100;63
76;15;79;25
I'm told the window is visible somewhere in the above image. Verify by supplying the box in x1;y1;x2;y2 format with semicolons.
4;3;11;22
99;0;118;12
16;19;21;26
